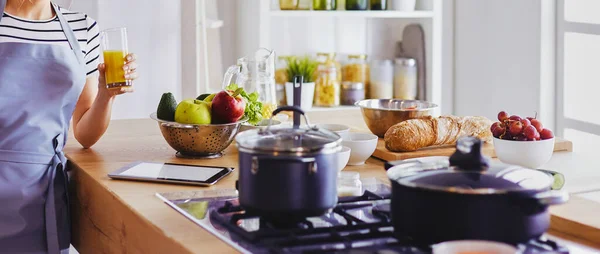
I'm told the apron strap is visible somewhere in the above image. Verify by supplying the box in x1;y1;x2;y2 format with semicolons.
46;133;69;254
0;0;6;23
0;1;84;65
52;3;84;65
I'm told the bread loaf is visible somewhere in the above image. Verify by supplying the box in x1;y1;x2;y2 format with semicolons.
384;116;493;152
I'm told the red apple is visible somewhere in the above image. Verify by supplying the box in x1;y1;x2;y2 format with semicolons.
211;89;246;124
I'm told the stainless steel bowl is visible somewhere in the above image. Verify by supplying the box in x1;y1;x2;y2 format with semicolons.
355;99;438;138
150;112;247;158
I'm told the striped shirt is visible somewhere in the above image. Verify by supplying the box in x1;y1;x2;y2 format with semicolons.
0;6;100;76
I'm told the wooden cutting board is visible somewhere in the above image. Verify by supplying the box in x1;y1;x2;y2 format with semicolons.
550;193;600;245
372;137;573;162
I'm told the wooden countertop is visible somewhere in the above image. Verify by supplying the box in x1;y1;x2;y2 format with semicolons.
64;109;600;253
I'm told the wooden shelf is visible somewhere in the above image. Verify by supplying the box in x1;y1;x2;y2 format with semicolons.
269;10;434;18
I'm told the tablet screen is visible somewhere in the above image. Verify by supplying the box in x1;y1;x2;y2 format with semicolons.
118;162;226;182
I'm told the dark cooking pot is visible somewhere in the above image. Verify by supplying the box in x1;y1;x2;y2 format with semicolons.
384;136;569;245
235;106;342;220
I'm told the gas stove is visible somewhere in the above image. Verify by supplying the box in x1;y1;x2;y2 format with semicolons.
156;180;568;254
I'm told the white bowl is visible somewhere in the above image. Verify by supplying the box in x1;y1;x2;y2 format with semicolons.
432;240;518;254
341;132;378;166
493;137;555;169
239;119;282;132
285;82;315;111
316;123;351;135
336;146;351;172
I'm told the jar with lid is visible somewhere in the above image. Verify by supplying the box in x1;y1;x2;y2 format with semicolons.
342;54;370;98
393;58;417;100
345;0;368;10
315;53;341;107
313;0;336;10
275;56;290;106
337;171;362;197
370;0;388;10
341;81;365;105
279;0;299;10
369;59;394;99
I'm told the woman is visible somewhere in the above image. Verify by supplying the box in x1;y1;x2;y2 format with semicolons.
0;0;138;253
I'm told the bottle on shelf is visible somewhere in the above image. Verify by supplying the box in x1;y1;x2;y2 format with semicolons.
370;0;388;10
279;0;299;10
313;0;337;10
345;0;368;10
336;0;346;10
297;0;311;10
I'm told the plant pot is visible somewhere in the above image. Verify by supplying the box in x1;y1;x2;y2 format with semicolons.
285;82;315;111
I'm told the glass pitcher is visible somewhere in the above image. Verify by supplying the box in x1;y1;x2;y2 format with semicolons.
222;48;277;118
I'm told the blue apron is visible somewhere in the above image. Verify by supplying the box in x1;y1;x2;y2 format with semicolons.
0;1;86;253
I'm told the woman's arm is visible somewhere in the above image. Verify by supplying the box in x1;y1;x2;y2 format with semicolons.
72;54;138;148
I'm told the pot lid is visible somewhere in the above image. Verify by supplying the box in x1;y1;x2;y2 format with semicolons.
236;126;341;153
386;137;554;194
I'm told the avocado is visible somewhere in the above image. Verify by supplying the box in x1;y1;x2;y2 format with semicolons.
196;93;211;100
157;92;178;121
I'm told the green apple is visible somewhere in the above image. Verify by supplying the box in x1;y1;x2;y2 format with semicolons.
174;99;211;124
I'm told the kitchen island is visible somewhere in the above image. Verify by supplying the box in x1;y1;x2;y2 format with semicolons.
64;109;600;253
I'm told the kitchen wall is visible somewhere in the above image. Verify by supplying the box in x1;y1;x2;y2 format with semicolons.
71;0;182;120
453;0;555;129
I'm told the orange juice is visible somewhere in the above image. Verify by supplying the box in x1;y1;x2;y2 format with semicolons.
103;50;130;89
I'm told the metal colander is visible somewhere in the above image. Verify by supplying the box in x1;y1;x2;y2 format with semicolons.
150;113;246;158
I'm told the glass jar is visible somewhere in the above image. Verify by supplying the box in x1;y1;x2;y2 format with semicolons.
345;0;368;10
370;0;387;10
313;0;336;10
342;54;370;98
337;171;362;197
315;54;341;107
316;52;341;83
279;0;299;10
275;56;290;106
341;82;365;105
393;58;417;100
369;59;394;99
297;0;311;10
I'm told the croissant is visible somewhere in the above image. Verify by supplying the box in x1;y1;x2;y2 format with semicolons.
384;115;493;152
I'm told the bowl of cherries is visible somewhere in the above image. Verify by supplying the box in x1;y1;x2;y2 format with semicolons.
491;111;555;169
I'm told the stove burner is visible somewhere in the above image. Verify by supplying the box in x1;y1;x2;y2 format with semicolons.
162;183;569;254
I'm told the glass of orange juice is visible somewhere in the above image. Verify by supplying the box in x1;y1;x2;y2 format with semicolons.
100;27;130;89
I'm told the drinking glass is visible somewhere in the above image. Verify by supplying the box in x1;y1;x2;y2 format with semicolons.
101;27;130;90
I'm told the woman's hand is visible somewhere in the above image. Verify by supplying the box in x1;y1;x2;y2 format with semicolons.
97;53;139;98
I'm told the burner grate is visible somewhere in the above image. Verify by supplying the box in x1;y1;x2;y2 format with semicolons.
202;190;568;254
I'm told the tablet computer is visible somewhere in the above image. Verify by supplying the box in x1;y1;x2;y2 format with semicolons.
108;161;234;186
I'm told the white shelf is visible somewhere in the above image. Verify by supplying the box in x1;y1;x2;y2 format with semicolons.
269;10;434;18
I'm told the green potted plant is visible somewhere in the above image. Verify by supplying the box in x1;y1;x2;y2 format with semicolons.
285;56;319;110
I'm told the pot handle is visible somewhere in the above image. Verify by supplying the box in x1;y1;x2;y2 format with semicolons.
533;190;569;206
251;156;317;175
261;106;316;134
